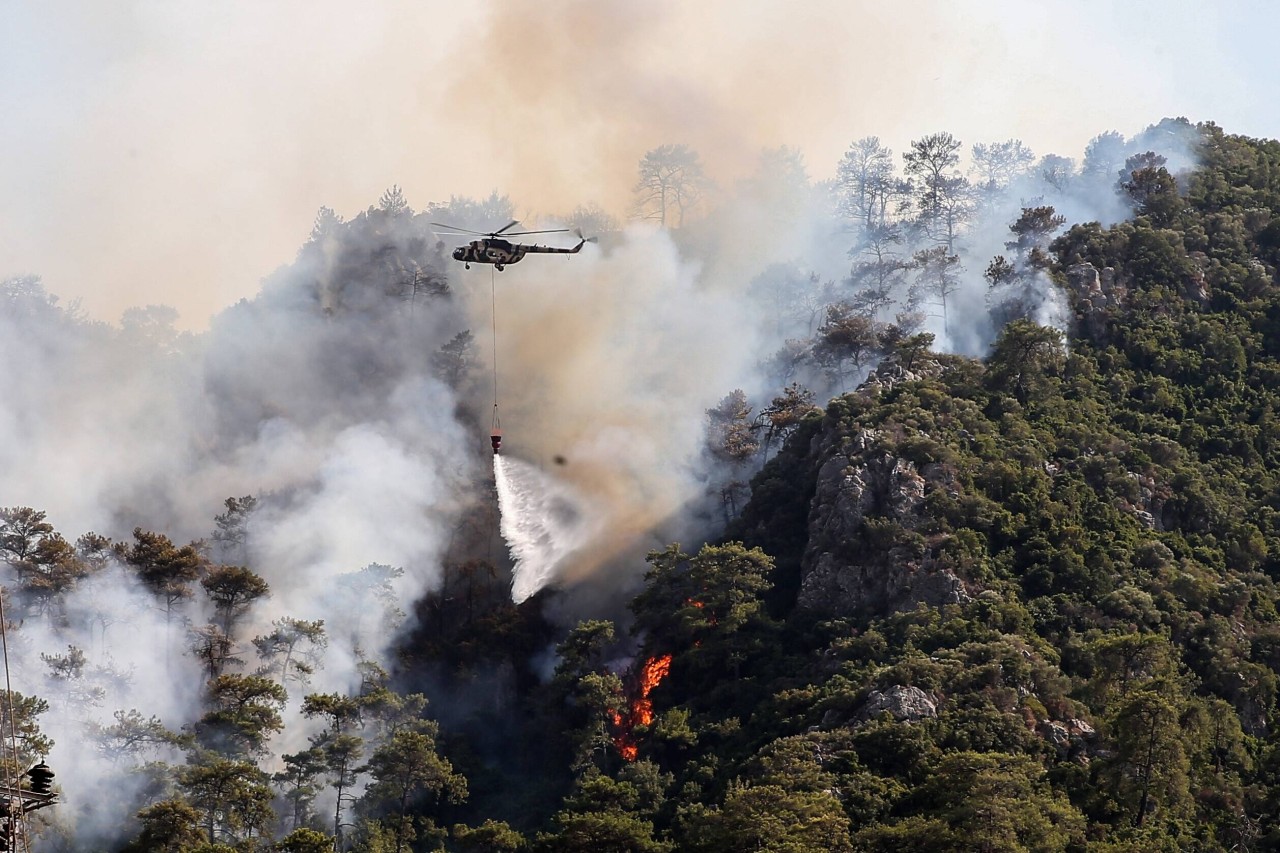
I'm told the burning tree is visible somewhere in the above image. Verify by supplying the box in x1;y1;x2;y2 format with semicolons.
632;543;773;651
610;654;674;762
552;621;629;773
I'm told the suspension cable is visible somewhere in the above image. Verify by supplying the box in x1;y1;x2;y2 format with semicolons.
488;265;500;558
491;265;501;431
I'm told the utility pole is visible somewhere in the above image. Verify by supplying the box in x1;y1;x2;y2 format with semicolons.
0;762;57;851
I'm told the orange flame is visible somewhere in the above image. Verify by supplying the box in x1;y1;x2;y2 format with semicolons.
633;654;672;727
611;653;673;761
687;597;716;626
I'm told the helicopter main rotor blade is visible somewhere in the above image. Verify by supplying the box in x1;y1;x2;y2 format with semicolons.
429;222;492;236
430;220;570;239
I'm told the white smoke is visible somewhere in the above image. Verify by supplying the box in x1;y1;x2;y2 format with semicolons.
0;205;480;847
0;112;1206;848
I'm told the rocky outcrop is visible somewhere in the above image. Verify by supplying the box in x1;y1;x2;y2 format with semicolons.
797;426;971;615
858;685;937;723
1184;252;1211;306
1128;470;1166;531
857;356;943;397
1038;717;1098;762
821;684;939;729
1065;262;1126;340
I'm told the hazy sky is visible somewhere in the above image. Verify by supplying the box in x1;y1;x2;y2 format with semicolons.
3;0;1276;327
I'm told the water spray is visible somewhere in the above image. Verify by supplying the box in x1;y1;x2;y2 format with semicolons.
493;454;594;603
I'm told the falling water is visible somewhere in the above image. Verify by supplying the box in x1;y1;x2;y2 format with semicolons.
494;454;594;603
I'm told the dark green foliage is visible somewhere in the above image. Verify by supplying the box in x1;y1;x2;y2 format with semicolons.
0;690;52;775
123;799;206;852
534;774;672;852
120;527;204;618
177;755;275;846
272;827;334;853
529;124;1280;850
38;125;1280;851
813;304;883;389
358;724;467;851
678;781;852;852
201;565;269;635
453;819;527;852
195;674;287;756
631;542;773;649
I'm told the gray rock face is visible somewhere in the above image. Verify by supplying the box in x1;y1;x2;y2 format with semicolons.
1185;252;1211;306
858;359;937;396
1039;717;1099;759
858;685;937;723
1068;718;1095;738
1122;470;1170;531
1065;262;1126;340
1042;720;1071;748
798;426;971;615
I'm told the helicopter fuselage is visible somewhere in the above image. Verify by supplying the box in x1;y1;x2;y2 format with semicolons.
452;237;586;271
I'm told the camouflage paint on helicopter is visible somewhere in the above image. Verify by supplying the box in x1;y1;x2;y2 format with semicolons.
433;219;596;270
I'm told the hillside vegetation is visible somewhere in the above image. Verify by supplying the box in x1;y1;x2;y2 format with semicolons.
478;123;1280;850
8;121;1280;851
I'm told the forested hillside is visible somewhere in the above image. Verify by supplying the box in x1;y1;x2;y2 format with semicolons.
8;120;1280;851
659;123;1280;850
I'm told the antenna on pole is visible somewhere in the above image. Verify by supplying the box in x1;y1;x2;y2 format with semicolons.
0;587;57;852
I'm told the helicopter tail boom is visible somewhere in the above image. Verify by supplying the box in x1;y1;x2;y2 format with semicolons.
520;231;597;255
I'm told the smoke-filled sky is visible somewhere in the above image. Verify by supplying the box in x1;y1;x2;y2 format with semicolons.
3;0;1274;327
0;6;1262;843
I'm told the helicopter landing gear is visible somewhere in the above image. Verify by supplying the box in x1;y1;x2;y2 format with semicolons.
495;264;505;271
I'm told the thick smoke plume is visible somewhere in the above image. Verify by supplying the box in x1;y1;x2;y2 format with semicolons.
465;121;1203;606
3;110;1200;845
3;1;1230;325
0;206;479;846
0;7;1208;841
472;225;769;590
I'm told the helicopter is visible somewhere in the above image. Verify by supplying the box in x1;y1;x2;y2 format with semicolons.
432;220;595;271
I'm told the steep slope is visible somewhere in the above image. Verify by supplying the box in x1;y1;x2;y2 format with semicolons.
672;124;1280;849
